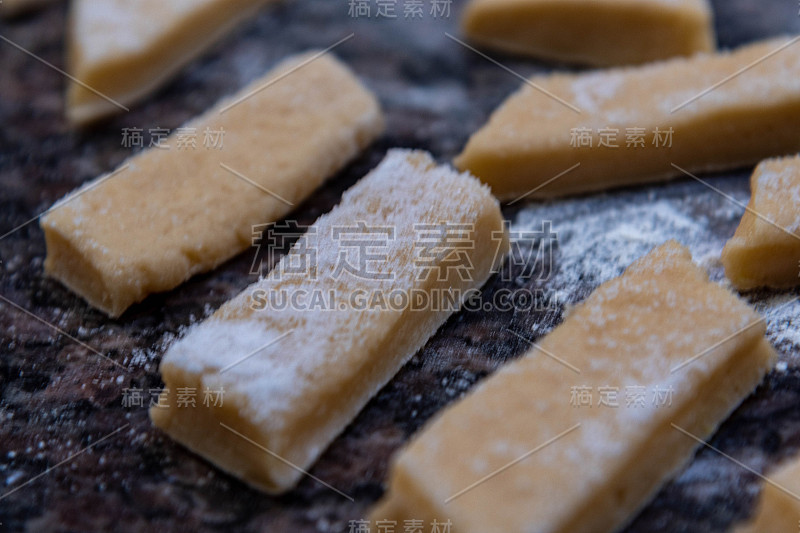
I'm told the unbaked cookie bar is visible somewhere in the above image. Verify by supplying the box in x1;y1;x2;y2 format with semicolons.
461;0;714;66
66;0;273;124
722;156;800;290
371;241;776;533
0;0;57;18
42;52;383;317
150;150;509;494
455;37;800;200
735;455;800;533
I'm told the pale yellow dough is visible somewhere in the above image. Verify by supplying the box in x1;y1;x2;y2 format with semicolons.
371;241;776;533
41;52;384;317
455;37;800;200
735;455;800;533
66;0;274;124
461;0;714;67
722;156;800;290
150;150;510;494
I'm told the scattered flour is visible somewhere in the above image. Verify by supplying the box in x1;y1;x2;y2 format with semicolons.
125;304;213;369
511;183;800;359
512;194;728;302
754;294;800;357
126;332;178;370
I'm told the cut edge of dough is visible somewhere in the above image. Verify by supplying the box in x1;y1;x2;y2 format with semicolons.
41;221;127;317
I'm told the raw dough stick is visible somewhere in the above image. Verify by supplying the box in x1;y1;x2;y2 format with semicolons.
41;52;384;317
461;0;714;67
0;0;58;18
455;37;800;200
371;241;776;533
150;150;510;494
722;156;800;290
735;456;800;533
66;0;274;124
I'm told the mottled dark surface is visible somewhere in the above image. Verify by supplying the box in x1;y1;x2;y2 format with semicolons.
2;1;800;532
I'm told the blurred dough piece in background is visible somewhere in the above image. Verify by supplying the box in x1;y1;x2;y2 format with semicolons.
66;0;275;125
734;455;800;532
0;0;58;18
460;0;714;66
455;37;800;200
722;155;800;291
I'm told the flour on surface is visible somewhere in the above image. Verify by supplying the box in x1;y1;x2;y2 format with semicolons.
510;181;800;360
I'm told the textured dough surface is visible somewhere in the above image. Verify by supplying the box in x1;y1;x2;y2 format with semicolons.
41;52;384;317
150;149;510;494
66;0;273;124
722;156;800;290
455;37;800;200
735;455;800;533
371;241;776;533
461;0;714;66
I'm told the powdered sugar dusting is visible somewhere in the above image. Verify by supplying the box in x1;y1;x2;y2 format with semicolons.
160;149;500;426
570;73;625;115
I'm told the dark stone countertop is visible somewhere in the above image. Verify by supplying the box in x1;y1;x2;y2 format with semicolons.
2;1;800;531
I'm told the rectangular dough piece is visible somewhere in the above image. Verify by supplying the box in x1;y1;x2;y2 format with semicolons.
461;0;714;67
455;37;800;200
722;156;800;290
41;52;384;317
150;150;510;494
0;0;58;18
735;455;800;533
371;241;776;533
66;0;273;124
